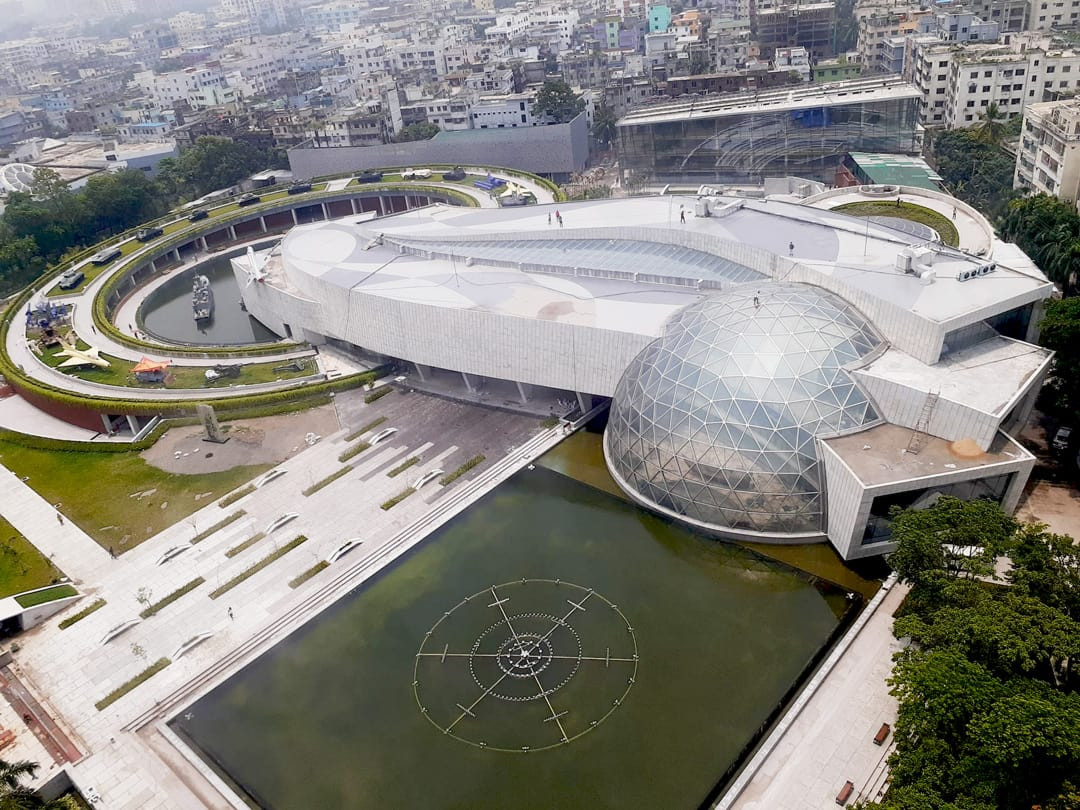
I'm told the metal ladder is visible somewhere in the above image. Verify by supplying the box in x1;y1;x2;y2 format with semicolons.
906;391;940;455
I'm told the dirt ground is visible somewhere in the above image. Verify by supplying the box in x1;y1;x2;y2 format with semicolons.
141;404;340;474
1013;407;1080;538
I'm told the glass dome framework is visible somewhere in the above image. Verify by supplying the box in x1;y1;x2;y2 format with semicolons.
605;284;882;537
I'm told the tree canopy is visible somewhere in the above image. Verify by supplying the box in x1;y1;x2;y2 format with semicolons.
591;104;618;147
1037;296;1080;420
929;129;1020;224
0;757;78;808
393;122;441;143
532;80;586;124
1001;194;1080;294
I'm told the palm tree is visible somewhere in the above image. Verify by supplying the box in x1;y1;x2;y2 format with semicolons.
0;758;75;810
591;105;618;149
976;102;1008;145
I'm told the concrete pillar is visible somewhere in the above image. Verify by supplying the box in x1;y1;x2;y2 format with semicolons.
516;380;532;404
461;372;479;393
321;203;329;220
100;414;113;433
149;259;156;272
198;237;208;251
350;198;358;214
259;216;267;233
228;225;237;241
378;196;387;216
291;209;298;225
172;248;182;262
126;415;140;435
413;362;430;382
576;391;592;413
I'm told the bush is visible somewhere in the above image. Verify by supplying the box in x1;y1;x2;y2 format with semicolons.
345;416;386;442
338;441;371;462
380;488;416;510
219;484;255;508
387;456;419;478
289;560;329;589
302;467;352;496
139;577;204;618
225;533;265;558
191;510;245;544
95;657;171;711
440;455;486;486
209;535;307;599
58;597;106;629
364;386;394;404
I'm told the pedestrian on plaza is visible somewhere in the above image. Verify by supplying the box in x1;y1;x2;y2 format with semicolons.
789;241;795;256
108;546;117;559
548;212;551;225
227;607;234;620
680;206;686;224
55;511;63;526
952;207;957;220
90;325;96;334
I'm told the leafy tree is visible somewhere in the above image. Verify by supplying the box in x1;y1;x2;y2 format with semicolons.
1000;194;1080;292
393;122;440;143
928;129;1020;223
1008;524;1080;620
532;79;585;124
0;757;78;808
975;101;1007;145
591;104;618;148
159;137;270;199
1037;296;1080;417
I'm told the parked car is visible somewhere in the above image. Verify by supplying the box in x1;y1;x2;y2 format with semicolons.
187;209;209;222
1053;426;1073;451
442;166;466;181
402;168;432;180
237;193;261;206
89;246;122;265
57;268;85;290
356;171;383;183
287;182;312;195
136;226;163;242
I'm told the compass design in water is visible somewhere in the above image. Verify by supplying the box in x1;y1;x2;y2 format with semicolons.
413;579;638;752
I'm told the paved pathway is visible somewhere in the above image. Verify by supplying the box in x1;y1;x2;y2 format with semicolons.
726;579;908;810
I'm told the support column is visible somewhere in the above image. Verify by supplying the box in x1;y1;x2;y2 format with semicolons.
126;415;140;435
100;414;113;433
461;372;479;393
576;391;592;413
227;225;237;241
350;198;358;214
291;209;298;224
259;216;267;233
321;203;329;220
378;196;387;216
198;236;208;251
413;362;430;382
172;248;181;262
149;259;156;272
515;381;532;404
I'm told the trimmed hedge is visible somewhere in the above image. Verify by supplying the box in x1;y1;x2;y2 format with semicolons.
225;532;265;558
191;510;245;544
345;416;386;442
209;535;307;599
58;598;105;629
440;455;486;486
380;488;416;510
338;441;371;462
95;657;171;711
387;456;419;478
363;386;394;404
219;484;255;508
302;466;352;497
139;577;204;619
289;560;329;589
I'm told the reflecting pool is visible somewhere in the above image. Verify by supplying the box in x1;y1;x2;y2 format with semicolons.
171;464;854;809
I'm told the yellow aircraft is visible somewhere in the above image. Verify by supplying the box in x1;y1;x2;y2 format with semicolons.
54;339;110;369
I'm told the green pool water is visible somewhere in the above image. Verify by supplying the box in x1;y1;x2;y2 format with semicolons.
171;463;853;809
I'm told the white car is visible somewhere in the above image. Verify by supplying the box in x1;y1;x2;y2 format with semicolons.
402;168;432;180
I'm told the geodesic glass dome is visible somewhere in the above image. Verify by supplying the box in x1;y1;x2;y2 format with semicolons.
604;284;882;536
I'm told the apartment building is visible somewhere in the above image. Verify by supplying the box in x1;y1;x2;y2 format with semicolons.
752;1;836;60
857;7;930;73
1027;0;1080;30
1015;98;1080;202
133;65;237;110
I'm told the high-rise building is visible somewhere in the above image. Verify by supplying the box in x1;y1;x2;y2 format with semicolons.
1015;99;1080;204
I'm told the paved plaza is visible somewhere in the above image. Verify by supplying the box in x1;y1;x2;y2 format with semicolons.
0;390;564;808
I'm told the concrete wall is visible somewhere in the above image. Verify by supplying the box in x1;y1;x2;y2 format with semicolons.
287;113;589;181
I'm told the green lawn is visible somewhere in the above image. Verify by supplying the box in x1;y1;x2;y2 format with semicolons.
0;441;270;551
832;201;961;247
0;516;64;598
43;348;313;389
15;583;77;608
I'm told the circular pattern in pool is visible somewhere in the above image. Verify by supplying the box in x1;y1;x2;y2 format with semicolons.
414;579;637;752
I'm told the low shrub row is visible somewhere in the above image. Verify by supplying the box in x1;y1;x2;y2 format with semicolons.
363;386;394;404
95;657;171;711
139;577;205;619
345;416;387;442
387;456;419;478
58;598;106;629
209;535;308;599
302;467;352;497
440;455;486;486
219;484;255;508
191;510;245;544
380;488;416;510
289;560;330;589
225;533;265;558
338;441;371;463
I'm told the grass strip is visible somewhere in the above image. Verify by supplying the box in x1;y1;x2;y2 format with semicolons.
289;560;329;589
302;467;352;497
219;484;255;508
387;456;419;478
380;488;416;510
225;533;265;559
831;200;960;247
363;387;393;404
59;598;105;629
540;416;560;429
440;455;486;486
191;510;246;544
139;577;204;619
345;416;386;442
14;584;77;608
209;535;307;599
338;441;371;462
95;657;171;711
